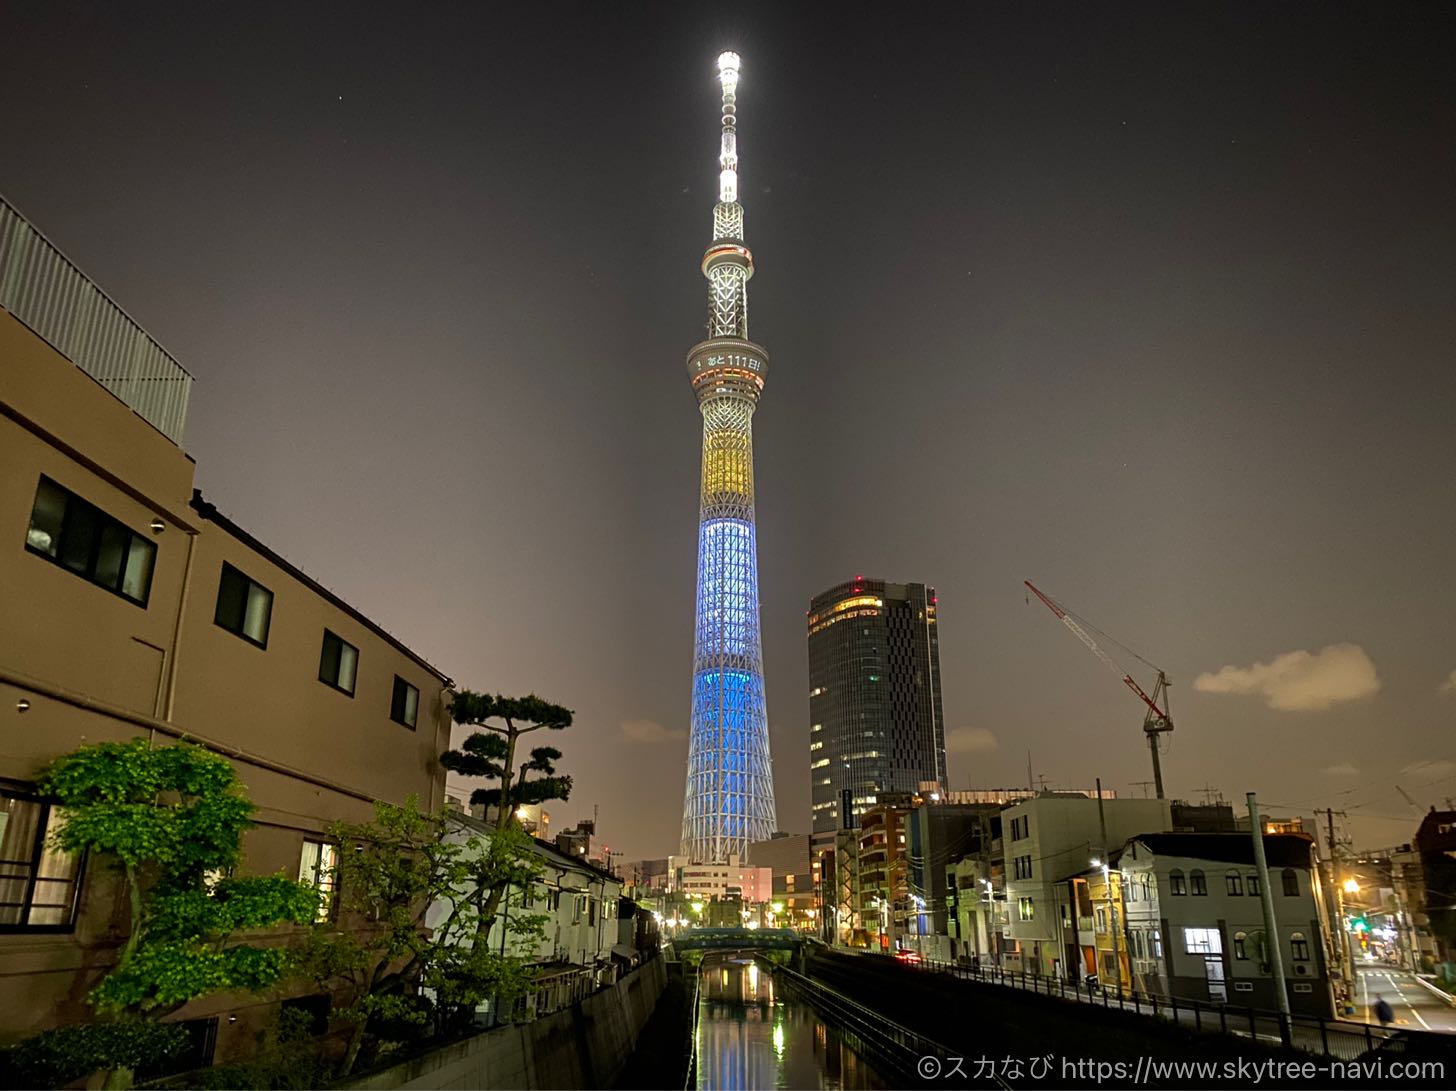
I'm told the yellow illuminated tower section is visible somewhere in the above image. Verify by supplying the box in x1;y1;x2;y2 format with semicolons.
679;51;777;863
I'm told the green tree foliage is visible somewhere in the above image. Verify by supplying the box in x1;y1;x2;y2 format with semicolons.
440;693;574;824
32;740;320;1085
438;693;576;953
302;798;545;1076
3;1022;187;1089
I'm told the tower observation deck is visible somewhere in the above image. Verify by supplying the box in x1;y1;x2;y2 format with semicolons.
679;52;777;863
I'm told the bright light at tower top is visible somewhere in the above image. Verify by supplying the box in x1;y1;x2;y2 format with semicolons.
716;51;741;207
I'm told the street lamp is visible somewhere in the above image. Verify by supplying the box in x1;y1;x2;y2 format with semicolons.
1343;878;1360;895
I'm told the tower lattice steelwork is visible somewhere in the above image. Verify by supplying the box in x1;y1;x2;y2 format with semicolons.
679;51;777;863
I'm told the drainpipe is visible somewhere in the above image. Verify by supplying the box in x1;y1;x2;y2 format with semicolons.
159;526;198;734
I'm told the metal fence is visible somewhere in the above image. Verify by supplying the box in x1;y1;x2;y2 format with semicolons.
893;953;1430;1062
0;193;193;445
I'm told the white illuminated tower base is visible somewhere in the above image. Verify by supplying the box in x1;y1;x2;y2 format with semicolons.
679;52;777;864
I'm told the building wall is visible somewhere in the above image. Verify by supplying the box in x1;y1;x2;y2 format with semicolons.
173;504;451;813
1002;796;1172;976
747;834;814;918
1;297;450;1063
1120;840;1332;1017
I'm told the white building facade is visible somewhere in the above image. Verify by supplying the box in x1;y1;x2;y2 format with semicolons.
1118;832;1333;1017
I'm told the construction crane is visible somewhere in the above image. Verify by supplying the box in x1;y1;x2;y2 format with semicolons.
1024;580;1175;799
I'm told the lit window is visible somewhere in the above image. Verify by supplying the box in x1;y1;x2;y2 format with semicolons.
1018;897;1035;921
1169;869;1187;896
809;741;823;751
25;476;156;606
1183;927;1222;954
299;840;339;921
318;630;359;696
214;562;273;647
810;758;829;769
1226;871;1243;896
1247;873;1261;896
1291;931;1310;961
390;676;419;729
0;789;83;929
1190;869;1207;896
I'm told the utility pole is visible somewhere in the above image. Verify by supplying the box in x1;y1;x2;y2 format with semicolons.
1249;793;1292;1039
1096;777;1122;996
1324;808;1354;1012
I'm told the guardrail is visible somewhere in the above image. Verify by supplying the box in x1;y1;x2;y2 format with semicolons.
0;193;193;445
888;953;1453;1063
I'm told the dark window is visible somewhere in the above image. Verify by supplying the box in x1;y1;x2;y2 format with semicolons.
1226;872;1243;896
1281;868;1299;897
280;994;332;1037
1247;873;1261;897
0;788;84;931
1291;932;1310;961
25;476;156;605
1169;869;1186;896
213;563;273;647
318;630;358;695
1234;931;1248;960
1190;869;1207;896
391;676;419;729
135;1017;216;1081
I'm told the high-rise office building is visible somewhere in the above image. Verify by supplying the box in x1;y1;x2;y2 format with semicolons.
679;52;777;862
808;579;946;844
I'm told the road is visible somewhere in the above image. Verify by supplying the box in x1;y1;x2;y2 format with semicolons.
1354;963;1456;1034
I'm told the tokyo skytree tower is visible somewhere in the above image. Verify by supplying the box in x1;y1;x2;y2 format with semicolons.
679;51;777;863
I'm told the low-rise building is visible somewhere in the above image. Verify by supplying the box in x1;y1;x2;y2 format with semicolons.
747;833;816;929
1001;793;1171;977
0;195;452;1069
856;795;915;950
1118;832;1333;1017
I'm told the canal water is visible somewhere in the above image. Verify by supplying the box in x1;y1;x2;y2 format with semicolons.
693;957;887;1090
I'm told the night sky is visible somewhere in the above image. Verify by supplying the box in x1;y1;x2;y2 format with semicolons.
6;3;1454;860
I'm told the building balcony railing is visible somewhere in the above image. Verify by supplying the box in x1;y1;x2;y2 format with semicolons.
1;194;193;445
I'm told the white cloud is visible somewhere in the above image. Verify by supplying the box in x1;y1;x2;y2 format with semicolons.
945;726;998;754
1192;643;1380;712
1402;759;1456;779
1439;670;1456;694
620;719;687;744
1320;762;1359;776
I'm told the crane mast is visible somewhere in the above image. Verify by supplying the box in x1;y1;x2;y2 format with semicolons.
1024;580;1175;799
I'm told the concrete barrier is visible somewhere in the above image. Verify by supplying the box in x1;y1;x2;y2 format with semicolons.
343;957;667;1090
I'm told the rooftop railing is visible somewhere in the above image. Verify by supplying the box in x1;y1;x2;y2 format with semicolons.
0;194;193;445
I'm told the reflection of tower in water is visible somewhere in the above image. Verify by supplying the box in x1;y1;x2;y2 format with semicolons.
691;959;887;1090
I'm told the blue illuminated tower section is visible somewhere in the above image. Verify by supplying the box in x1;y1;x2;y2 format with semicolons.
680;51;777;863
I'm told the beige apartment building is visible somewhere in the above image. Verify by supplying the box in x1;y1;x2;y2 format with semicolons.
0;196;452;1068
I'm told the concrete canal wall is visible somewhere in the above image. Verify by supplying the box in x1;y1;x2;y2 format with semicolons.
344;957;667;1090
